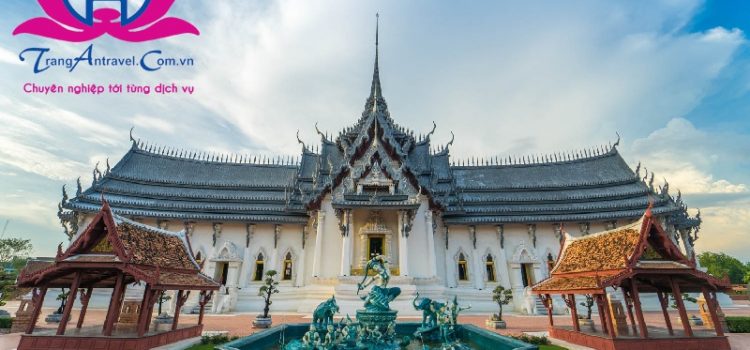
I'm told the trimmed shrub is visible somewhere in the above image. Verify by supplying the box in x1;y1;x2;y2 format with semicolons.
511;334;551;345
0;318;12;329
726;316;750;333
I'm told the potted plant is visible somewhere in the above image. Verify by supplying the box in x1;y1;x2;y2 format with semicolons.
253;270;279;328
45;288;68;323
486;285;513;329
153;291;173;327
670;293;701;326
578;294;595;331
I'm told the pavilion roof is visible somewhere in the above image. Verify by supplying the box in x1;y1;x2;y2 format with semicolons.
532;207;729;294
17;202;219;291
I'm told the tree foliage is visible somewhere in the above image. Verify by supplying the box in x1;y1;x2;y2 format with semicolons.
258;270;279;318
698;252;748;284
491;285;513;320
0;238;32;263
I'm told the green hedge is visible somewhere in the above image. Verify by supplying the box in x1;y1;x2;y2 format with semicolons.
0;317;12;329
726;316;750;333
511;334;551;345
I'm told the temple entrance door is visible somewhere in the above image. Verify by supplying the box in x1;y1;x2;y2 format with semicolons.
215;262;228;286
520;263;535;287
368;235;384;258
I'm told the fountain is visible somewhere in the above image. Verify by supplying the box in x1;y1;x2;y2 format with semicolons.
219;256;537;350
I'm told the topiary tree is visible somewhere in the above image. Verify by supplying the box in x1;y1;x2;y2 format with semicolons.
491;285;513;321
258;270;279;319
579;294;594;319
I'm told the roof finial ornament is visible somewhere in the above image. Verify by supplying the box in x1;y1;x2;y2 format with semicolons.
425;121;437;140
129;126;136;146
315;122;327;142
613;132;620;149
296;130;307;151
445;131;455;149
635;161;641;177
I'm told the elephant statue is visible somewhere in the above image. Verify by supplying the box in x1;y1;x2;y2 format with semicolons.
313;295;340;326
412;292;444;329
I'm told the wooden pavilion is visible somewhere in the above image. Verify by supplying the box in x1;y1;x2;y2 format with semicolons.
532;206;730;350
15;201;220;350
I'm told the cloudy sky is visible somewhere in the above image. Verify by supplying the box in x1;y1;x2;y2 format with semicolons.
1;0;749;260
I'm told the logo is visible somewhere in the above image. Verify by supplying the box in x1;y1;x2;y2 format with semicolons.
13;0;199;42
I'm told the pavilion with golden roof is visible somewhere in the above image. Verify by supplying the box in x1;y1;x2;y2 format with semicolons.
15;201;219;350
532;206;730;350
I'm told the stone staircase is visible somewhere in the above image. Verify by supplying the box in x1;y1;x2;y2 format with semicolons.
190;299;212;314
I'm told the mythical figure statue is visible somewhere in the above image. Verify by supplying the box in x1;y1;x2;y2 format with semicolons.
357;255;401;311
301;324;321;347
312;295;339;326
412;292;444;330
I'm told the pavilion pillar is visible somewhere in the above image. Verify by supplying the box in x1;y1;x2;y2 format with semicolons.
656;291;674;335
628;279;648;338
57;271;82;335
670;278;693;337
601;294;617;339
172;290;189;331
137;284;155;337
25;287;47;335
596;295;609;336
76;287;93;329
540;294;554;326
398;210;409;276
198;290;213;325
623;291;637;335
312;211;325;277
103;272;125;336
568;294;580;332
702;288;724;336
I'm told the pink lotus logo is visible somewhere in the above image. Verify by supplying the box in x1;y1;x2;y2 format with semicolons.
13;0;199;42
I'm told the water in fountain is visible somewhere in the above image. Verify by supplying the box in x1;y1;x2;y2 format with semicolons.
283;255;472;350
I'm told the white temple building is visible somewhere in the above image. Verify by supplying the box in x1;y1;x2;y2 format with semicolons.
58;23;704;315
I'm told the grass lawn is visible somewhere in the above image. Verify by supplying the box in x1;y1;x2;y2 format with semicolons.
540;345;569;350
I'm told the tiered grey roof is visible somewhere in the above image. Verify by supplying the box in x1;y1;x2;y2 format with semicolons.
63;24;699;230
66;148;308;223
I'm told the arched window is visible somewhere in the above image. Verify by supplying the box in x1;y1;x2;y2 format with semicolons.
457;253;469;281
195;252;203;266
485;255;496;282
253;253;265;281
282;252;293;281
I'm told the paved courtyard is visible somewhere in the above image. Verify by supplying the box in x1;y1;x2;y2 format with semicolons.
1;300;748;350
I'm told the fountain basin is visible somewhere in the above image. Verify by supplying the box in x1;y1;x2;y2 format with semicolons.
218;322;537;350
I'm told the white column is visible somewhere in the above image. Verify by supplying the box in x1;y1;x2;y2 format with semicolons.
296;225;307;287
339;210;353;276
312;211;325;277
270;224;280;272
398;210;409;276
424;211;437;278
444;225;453;287
469;225;482;289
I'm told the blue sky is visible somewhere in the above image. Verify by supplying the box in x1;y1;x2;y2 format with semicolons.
0;0;749;260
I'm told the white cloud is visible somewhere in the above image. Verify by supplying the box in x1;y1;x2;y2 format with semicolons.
629;118;748;194
694;203;750;261
184;1;745;159
131;114;176;134
0;45;21;65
